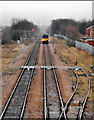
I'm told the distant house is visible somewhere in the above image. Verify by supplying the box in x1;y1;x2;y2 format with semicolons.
86;25;94;37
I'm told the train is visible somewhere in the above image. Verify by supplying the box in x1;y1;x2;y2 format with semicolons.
41;34;49;44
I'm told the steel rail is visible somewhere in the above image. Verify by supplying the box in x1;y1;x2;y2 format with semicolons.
0;68;25;120
58;69;79;120
58;57;80;120
20;41;40;119
20;68;34;120
47;44;67;119
78;69;91;120
0;41;40;120
43;44;47;120
58;57;91;120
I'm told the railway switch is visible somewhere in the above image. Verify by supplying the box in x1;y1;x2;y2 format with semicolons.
21;66;37;71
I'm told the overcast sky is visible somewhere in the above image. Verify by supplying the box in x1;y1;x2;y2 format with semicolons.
0;1;92;26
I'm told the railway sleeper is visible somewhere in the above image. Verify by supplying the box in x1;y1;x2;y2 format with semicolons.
21;65;84;71
21;66;37;71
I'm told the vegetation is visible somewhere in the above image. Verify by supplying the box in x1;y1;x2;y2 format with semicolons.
2;18;39;44
51;37;94;71
2;44;19;72
2;26;13;44
51;18;94;40
51;37;94;112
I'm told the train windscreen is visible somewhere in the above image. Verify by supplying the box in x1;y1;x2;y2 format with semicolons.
42;35;48;38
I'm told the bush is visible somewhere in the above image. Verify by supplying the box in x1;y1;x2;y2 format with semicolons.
67;43;75;47
24;40;31;46
2;38;13;45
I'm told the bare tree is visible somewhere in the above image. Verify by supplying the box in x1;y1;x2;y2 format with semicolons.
66;26;79;40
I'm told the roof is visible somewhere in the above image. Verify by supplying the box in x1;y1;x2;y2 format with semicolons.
86;25;94;30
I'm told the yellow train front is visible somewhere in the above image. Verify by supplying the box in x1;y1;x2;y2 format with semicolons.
41;34;49;44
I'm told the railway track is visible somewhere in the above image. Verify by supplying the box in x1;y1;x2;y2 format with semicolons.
0;40;40;120
0;37;91;119
42;44;66;119
58;58;91;119
42;43;91;119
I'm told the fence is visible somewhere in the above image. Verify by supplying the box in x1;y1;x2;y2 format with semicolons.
53;34;94;55
75;41;94;55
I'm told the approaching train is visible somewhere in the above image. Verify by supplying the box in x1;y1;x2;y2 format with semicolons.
41;34;49;44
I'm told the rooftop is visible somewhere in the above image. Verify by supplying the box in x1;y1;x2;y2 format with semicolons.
86;25;94;30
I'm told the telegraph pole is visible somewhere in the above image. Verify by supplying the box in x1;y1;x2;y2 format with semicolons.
25;30;27;40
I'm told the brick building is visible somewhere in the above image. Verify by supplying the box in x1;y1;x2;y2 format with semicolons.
86;25;94;37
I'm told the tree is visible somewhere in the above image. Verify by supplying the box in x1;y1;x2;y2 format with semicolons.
11;19;34;30
51;18;93;38
66;26;79;40
2;26;13;44
11;18;39;41
51;18;78;35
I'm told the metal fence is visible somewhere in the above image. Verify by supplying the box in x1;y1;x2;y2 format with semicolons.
53;34;94;56
75;41;94;55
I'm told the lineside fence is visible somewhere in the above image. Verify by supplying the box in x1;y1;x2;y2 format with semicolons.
53;34;94;56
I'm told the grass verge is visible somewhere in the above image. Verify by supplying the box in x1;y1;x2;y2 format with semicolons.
51;37;94;114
